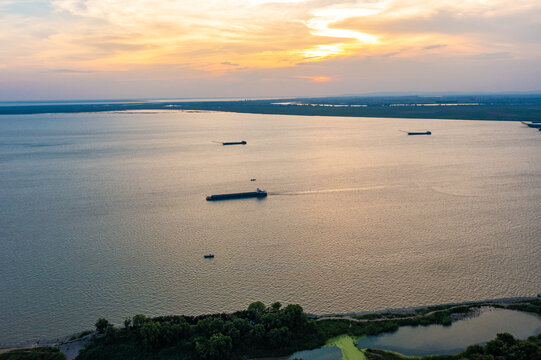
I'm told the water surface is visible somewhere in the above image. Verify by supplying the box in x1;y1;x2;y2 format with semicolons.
1;111;540;344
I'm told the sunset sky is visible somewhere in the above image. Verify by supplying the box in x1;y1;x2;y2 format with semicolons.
1;0;540;100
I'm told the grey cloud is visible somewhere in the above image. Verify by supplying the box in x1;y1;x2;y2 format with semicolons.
471;52;511;60
50;68;93;73
337;7;541;44
381;51;401;57
423;44;447;50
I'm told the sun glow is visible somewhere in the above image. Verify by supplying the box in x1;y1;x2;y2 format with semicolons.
305;4;383;43
301;44;352;60
296;76;333;82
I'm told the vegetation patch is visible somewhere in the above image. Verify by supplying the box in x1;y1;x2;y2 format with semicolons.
76;301;324;360
70;298;541;360
318;319;400;339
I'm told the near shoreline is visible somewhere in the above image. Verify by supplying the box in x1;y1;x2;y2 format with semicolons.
1;295;539;359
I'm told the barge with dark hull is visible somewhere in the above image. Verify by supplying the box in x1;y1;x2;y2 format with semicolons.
206;188;267;201
407;131;431;135
400;130;432;135
222;141;247;145
522;122;541;128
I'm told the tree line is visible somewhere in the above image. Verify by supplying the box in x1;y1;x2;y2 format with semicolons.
77;301;324;359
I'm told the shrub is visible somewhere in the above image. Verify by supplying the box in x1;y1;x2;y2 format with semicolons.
95;318;110;334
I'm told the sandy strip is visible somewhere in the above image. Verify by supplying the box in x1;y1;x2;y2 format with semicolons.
0;333;96;360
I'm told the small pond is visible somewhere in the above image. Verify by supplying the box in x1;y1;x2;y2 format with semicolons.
356;307;541;356
256;345;342;360
289;346;343;360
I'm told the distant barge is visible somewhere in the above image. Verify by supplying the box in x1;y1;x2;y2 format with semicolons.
206;188;267;201
223;141;247;145
522;122;541;128
407;131;431;135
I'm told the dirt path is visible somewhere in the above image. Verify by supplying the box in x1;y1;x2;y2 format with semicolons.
315;302;514;323
57;335;95;360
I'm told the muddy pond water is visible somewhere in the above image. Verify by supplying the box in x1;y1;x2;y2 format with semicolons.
356;307;541;356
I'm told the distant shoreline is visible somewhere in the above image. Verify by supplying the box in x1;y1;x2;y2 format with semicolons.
1;94;540;122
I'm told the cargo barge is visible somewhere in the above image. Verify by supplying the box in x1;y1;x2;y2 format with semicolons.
223;141;247;145
407;131;431;135
522;122;541;128
206;188;267;201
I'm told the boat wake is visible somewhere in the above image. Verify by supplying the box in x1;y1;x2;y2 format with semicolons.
429;187;480;198
270;185;390;196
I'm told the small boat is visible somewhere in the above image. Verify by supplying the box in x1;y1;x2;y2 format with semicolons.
204;254;215;259
222;141;247;145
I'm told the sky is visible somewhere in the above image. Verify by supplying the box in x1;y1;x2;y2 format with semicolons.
1;0;540;100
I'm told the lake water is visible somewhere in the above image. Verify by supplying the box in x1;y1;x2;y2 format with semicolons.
356;308;541;356
1;110;540;344
282;346;342;360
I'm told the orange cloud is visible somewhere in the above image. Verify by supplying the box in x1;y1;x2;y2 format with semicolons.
2;0;540;77
296;75;333;82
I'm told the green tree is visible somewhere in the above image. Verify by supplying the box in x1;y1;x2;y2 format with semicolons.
248;301;266;314
465;344;485;356
268;326;292;347
283;304;306;329
486;339;505;357
271;302;282;312
232;317;251;335
207;333;232;359
195;337;209;359
162;320;190;344
104;324;117;344
132;314;149;328
95;318;110;334
261;312;283;330
223;321;241;345
140;321;163;351
124;317;132;329
509;341;538;360
197;317;225;337
496;332;516;347
251;323;266;342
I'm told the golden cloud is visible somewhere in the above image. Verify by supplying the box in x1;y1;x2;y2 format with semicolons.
1;0;540;74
